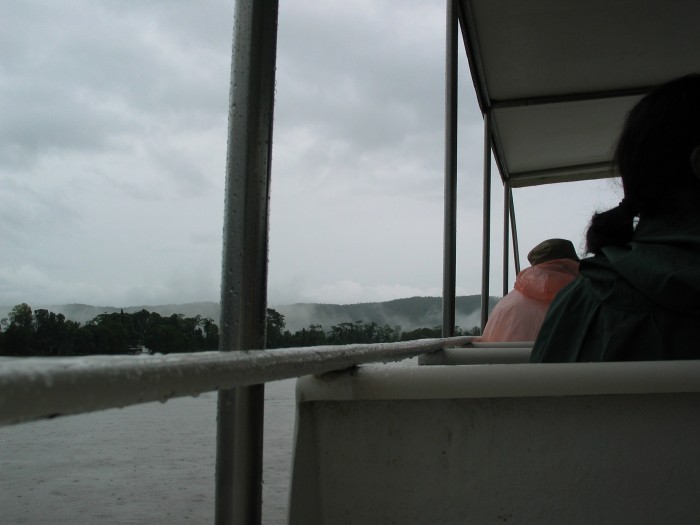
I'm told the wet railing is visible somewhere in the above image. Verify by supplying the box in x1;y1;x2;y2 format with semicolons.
0;337;472;523
0;337;473;427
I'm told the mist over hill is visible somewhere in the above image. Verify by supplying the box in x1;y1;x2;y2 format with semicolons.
0;296;497;332
274;296;497;332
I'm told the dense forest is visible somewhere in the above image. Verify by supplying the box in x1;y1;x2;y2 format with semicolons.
0;303;480;357
0;303;219;356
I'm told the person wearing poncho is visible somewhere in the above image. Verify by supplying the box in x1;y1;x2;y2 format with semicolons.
532;74;700;362
481;239;579;342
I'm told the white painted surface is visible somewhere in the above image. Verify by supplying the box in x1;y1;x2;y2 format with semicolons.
291;363;700;524
297;361;700;402
419;345;532;365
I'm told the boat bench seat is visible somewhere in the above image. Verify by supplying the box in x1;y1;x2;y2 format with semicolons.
289;360;700;524
418;341;534;365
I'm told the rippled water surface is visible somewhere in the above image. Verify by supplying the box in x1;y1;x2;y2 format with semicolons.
0;379;296;524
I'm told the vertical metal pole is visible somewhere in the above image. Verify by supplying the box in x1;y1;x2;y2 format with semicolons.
480;112;492;332
509;190;521;274
216;1;278;524
442;0;458;338
502;181;511;297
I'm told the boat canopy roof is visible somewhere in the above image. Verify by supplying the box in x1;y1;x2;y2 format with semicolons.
460;0;700;187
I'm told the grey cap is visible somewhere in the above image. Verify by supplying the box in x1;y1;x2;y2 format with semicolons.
527;238;579;266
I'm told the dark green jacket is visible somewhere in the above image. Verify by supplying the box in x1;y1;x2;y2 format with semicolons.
531;214;700;362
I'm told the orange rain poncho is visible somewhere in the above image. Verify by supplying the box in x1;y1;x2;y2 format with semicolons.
480;258;579;342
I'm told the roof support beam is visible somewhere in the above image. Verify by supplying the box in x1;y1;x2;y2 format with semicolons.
481;111;492;332
502;181;511;297
443;0;459;338
509;189;521;275
216;1;279;523
509;161;615;187
491;86;651;109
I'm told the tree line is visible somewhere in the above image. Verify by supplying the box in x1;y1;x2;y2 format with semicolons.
0;304;480;357
0;303;219;356
265;308;480;349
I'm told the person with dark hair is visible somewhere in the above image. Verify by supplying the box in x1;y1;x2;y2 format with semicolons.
480;239;579;342
531;74;700;362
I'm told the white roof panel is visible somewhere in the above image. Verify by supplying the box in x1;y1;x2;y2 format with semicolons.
460;0;700;186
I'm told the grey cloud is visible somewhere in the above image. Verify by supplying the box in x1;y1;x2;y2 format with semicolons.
0;174;82;261
0;82;134;167
0;1;230;170
272;1;484;207
1;1;557;309
276;2;447;150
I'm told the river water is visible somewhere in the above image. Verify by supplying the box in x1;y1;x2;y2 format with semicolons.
0;379;297;524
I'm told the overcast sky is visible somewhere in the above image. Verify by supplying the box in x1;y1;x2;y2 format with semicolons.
0;0;621;309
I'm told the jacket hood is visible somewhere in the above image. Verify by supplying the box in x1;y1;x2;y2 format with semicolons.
592;214;700;312
514;258;579;302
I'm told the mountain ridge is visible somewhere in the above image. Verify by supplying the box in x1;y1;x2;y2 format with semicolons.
0;295;497;332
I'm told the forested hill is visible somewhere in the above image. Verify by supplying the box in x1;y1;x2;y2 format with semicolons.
0;295;497;332
0;302;221;327
276;295;497;332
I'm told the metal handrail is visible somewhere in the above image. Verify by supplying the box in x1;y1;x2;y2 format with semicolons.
0;337;473;427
